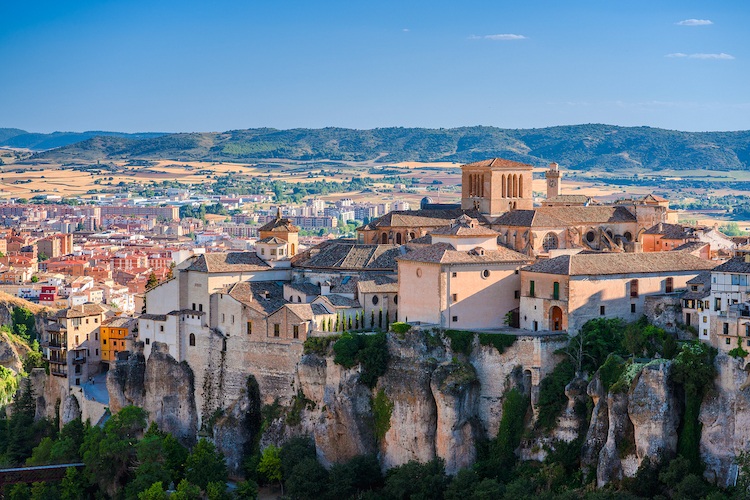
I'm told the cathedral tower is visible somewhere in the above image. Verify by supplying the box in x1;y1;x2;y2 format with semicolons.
461;158;533;216
545;162;562;199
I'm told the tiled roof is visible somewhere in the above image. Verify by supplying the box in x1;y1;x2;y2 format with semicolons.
687;271;712;286
292;241;401;271
544;195;594;205
139;313;168;321
492;209;569;228
408;235;433;245
286;282;322;296
283;303;315;321
673;241;709;253
56;303;106;318
643;223;690;239
329;275;359;295
102;317;137;329
357;275;398;294
367;209;489;229
430;217;498;237
397;242;533;265
522;252;717;276
258;216;299;233
228;281;286;315
185;252;270;273
316;294;361;309
257;236;287;245
712;257;750;274
311;303;330;316
462;158;533;169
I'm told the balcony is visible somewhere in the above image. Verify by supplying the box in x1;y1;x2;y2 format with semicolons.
72;356;87;365
50;363;68;377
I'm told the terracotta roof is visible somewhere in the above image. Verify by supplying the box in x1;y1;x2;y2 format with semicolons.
643;223;690;239
712;257;750;274
408;235;433;245
283;303;315;321
643;194;668;202
673;241;709;253
543;195;594;205
397;242;533;265
315;294;361;309
462;158;533;169
185;252;270;273
102;317;137;329
492;209;569;228
522;252;717;276
227;281;286;315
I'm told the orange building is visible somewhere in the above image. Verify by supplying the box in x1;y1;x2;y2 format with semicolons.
100;316;137;364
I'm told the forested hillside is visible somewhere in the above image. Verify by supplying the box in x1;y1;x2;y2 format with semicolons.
6;125;750;171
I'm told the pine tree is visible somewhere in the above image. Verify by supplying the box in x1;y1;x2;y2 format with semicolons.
385;311;390;332
371;310;375;330
348;316;352;331
378;309;383;329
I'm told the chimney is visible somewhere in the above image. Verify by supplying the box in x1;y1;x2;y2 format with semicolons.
321;281;331;296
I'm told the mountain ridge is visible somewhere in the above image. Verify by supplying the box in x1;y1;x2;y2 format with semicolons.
5;125;750;171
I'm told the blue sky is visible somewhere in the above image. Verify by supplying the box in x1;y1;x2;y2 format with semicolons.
1;0;748;133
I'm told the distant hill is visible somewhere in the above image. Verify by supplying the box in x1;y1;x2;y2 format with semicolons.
0;129;166;151
18;125;750;171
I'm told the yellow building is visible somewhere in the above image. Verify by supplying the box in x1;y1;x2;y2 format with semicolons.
100;316;137;363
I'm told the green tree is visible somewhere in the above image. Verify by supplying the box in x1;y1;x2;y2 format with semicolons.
184;439;227;491
60;467;86;500
328;455;383;498
285;457;329;500
257;445;283;494
7;484;30;500
146;272;159;291
138;482;167;500
383;458;449;500
234;480;259;499
30;482;59;500
171;480;202;500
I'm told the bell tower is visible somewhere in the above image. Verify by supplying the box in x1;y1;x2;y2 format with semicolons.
545;162;562;199
461;158;533;216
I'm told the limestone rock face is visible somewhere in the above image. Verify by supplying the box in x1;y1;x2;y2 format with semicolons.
143;342;198;444
582;373;609;474
213;377;262;475
554;376;588;443
61;394;81;425
431;362;481;474
0;333;28;374
379;334;439;470
597;391;634;487
700;354;750;488
628;361;680;462
297;354;376;467
107;342;198;445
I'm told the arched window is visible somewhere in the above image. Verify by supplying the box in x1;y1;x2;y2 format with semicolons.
623;232;632;242
372;295;379;305
543;232;558;251
586;231;596;243
189;333;196;346
381;233;388;244
518;175;523;198
297;296;301;303
396;233;402;245
409;232;416;240
502;175;506;198
394;295;398;304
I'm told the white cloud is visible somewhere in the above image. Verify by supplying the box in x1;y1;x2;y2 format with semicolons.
402;28;410;32
469;34;526;41
676;19;713;26
666;52;734;59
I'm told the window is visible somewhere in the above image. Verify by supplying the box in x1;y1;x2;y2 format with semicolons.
482;269;491;279
145;338;150;345
452;316;458;323
232;315;235;324
452;272;457;278
726;337;731;345
631;303;636;313
222;314;225;323
274;324;280;337
261;248;265;255
297;297;301;303
533;320;538;331
95;332;99;340
293;325;299;339
666;277;674;294
247;322;252;335
189;333;195;346
372;295;379;305
514;290;520;299
160;325;164;332
75;335;79;344
703;316;707;323
271;249;277;256
529;280;535;297
724;323;729;335
543;232;558;251
452;293;458;302
103;339;107;345
553;282;560;300
745;323;750;337
630;279;639;298
416;268;422;278
94;318;98;323
192;303;196;310
586;231;595;243
600;306;606;316
95;349;98;356
715;298;722;311
86;319;89;324
198;304;203;312
394;295;398;305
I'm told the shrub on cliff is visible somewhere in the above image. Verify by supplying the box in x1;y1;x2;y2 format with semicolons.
478;332;516;354
475;388;529;481
535;358;576;431
333;332;389;388
382;458;449;500
444;330;474;355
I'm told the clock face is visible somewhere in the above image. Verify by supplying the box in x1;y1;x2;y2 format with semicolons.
549;180;556;187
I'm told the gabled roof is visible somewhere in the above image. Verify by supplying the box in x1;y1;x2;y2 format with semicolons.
56;303;106;318
357;275;399;294
397;242;532;265
544;195;594;205
462;158;533;169
257;236;288;245
643;223;690;239
185;252;270;273
522;252;717;276
292;241;401;271
227;281;286;315
258;212;299;233
492;210;569;228
285;282;321;296
430;216;498;237
687;271;712;286
365;209;489;229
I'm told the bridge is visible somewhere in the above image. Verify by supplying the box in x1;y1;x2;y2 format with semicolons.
0;463;85;486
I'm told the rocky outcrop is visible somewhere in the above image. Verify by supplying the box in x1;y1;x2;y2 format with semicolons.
628;361;680;462
597;391;635;487
213;375;263;475
297;355;376;467
107;342;198;445
700;354;750;488
554;376;588;443
582;373;608;474
430;361;481;474
61;394;81;425
0;331;30;374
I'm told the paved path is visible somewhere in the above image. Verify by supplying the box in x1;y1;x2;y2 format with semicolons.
81;372;109;405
